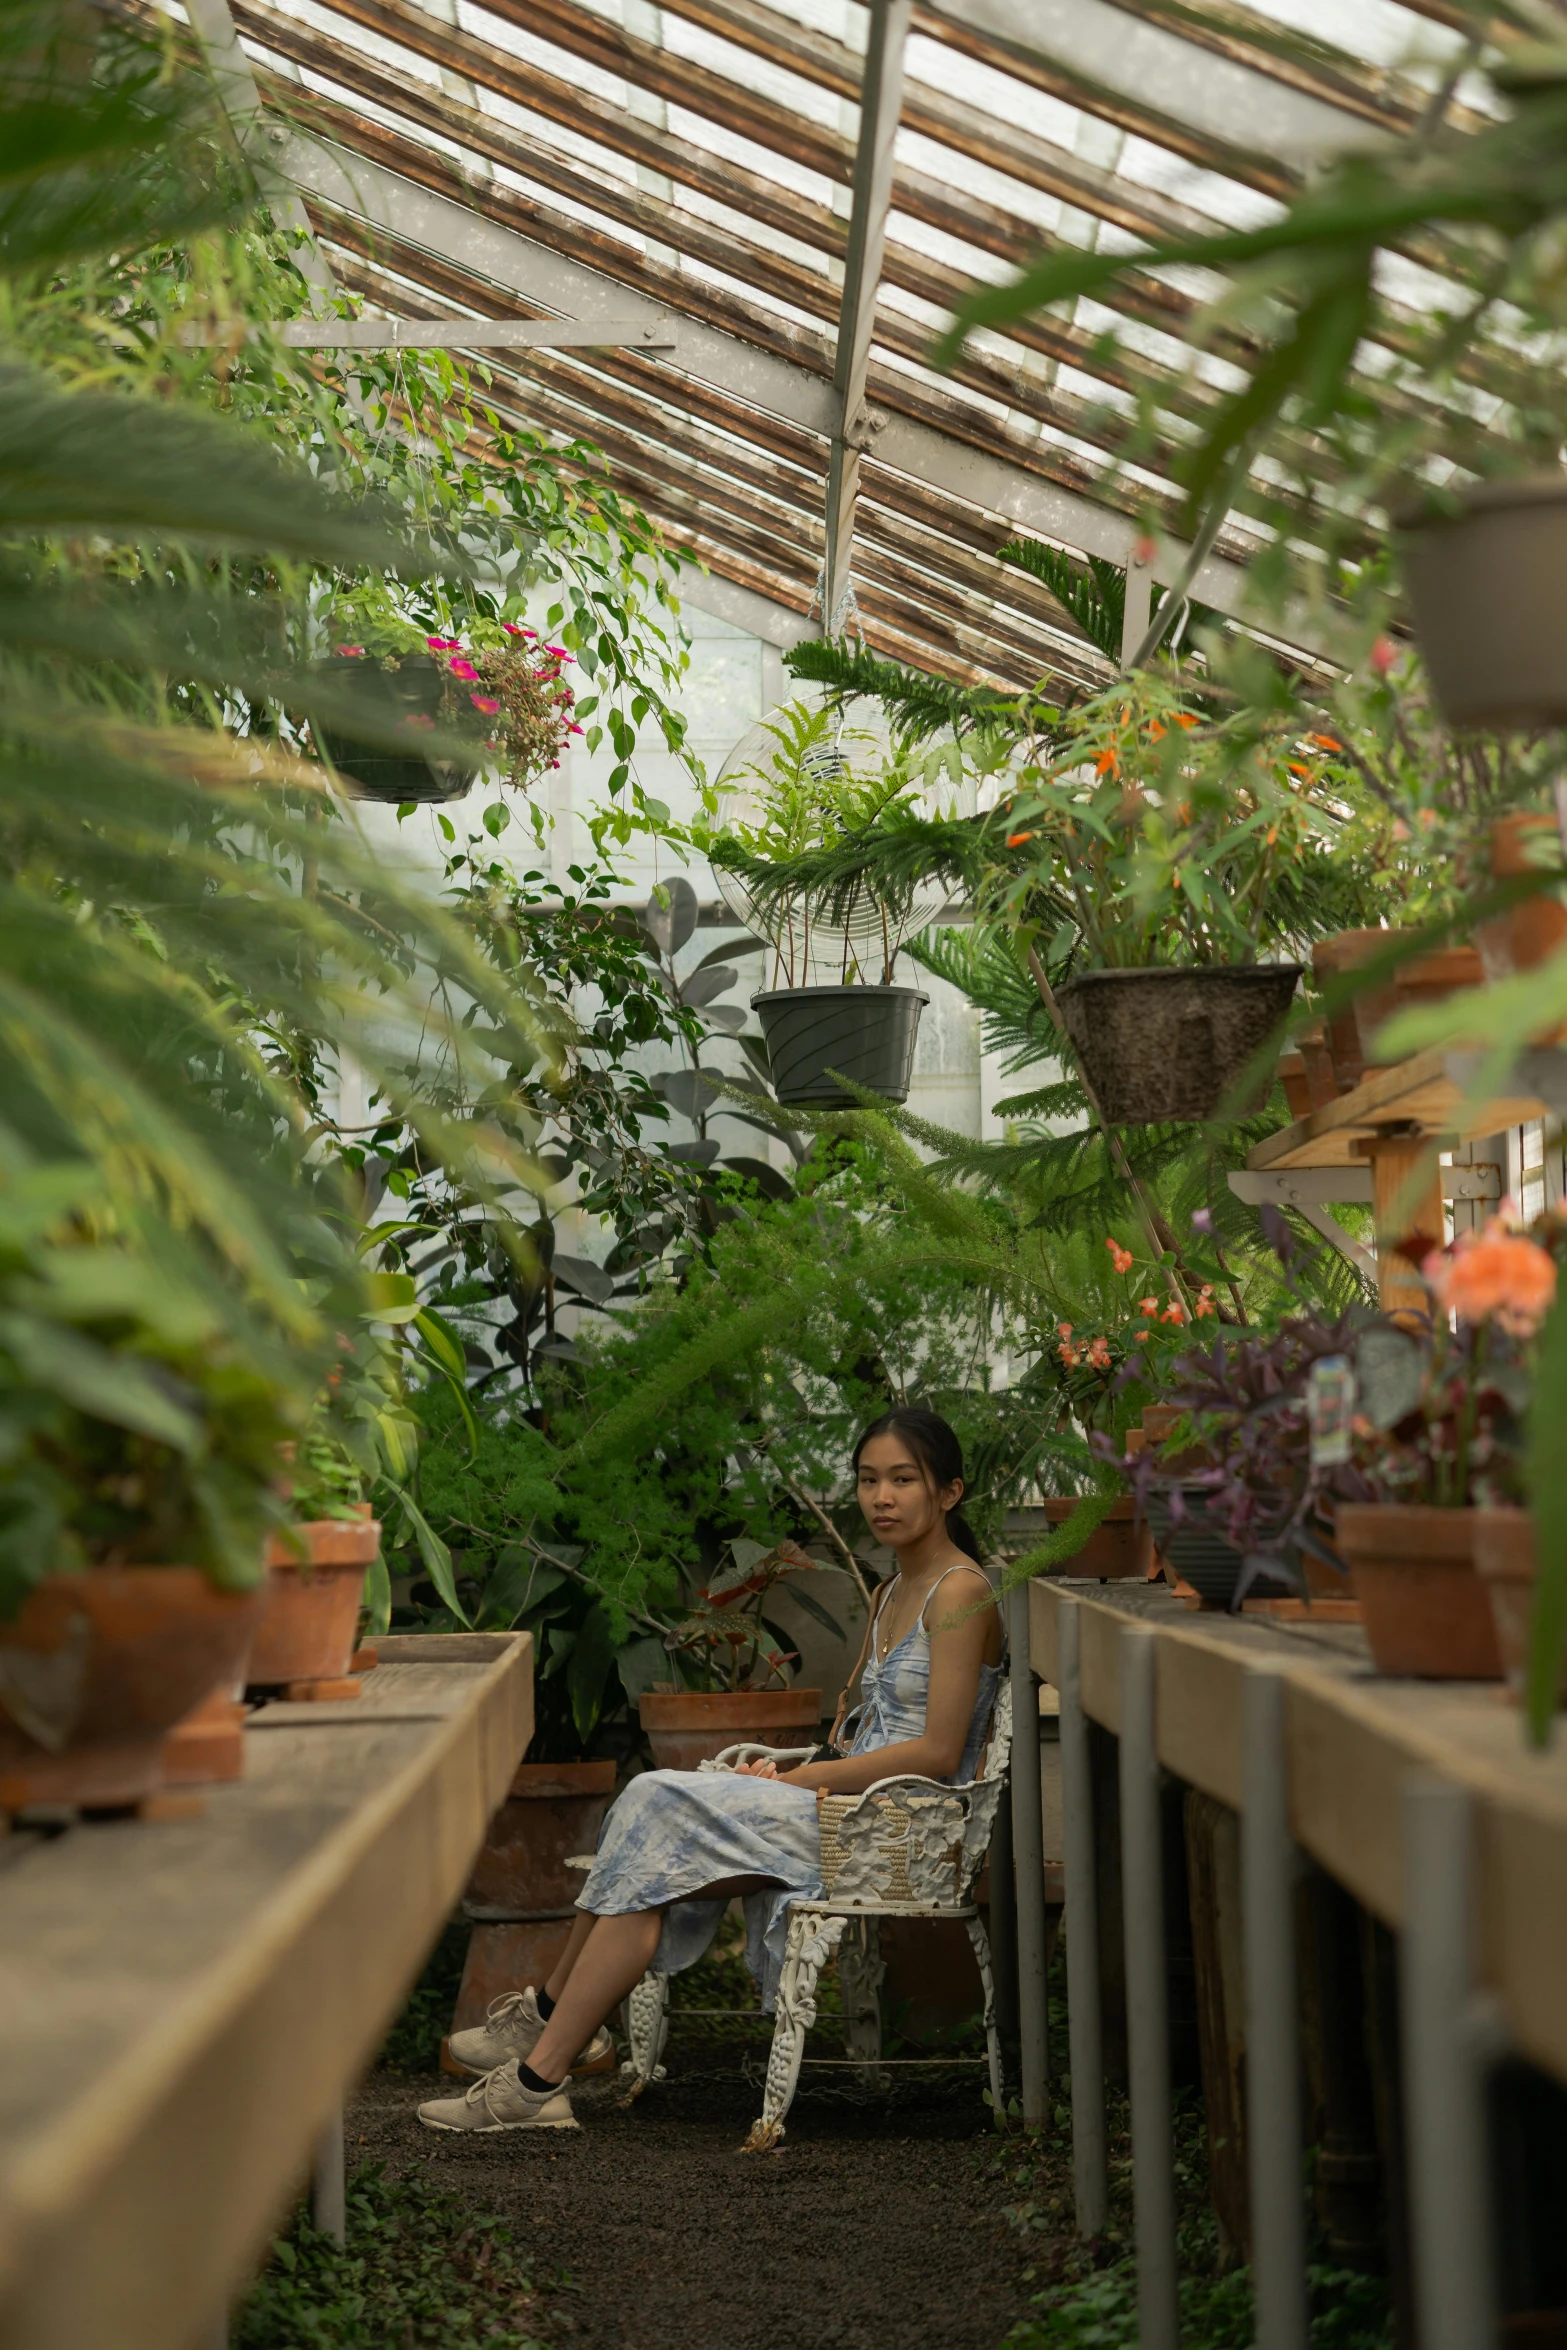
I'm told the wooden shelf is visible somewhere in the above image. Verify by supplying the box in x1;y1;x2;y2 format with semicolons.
1246;1048;1566;1174
0;1630;533;2350
1028;1581;1567;2092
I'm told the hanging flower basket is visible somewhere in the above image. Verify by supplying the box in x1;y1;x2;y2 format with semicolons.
311;653;479;805
1054;965;1301;1123
1398;476;1567;731
753;985;928;1108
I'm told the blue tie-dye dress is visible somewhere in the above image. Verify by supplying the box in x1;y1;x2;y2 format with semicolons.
576;1566;1003;2009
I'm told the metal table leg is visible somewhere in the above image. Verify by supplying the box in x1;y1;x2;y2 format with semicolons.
311;2102;346;2247
1009;1583;1050;2125
1059;1596;1107;2236
1401;1776;1499;2350
1120;1623;1179;2350
1242;1667;1308;2350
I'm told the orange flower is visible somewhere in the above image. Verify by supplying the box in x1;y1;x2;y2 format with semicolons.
1424;1222;1557;1336
1106;1236;1135;1275
1058;1341;1081;1368
1134;1329;1152;1345
1095;748;1121;778
1058;1321;1074;1340
1148;719;1166;742
1309;733;1342;752
1087;1336;1112;1369
1173;712;1199;731
1140;1296;1159;1317
1194;1295;1217;1319
1160;1302;1186;1325
1007;831;1034;847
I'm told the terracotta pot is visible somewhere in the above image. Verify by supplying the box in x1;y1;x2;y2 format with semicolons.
1296;1017;1339;1110
1335;1505;1503;1679
1041;1496;1151;1580
1475;814;1567;1044
638;1686;823;1772
0;1568;263;1809
465;1758;618;1917
1473;1507;1566;1703
1278;1051;1313;1120
448;1918;580;2042
248;1509;380;1687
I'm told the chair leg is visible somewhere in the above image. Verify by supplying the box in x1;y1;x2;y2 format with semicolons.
742;1911;847;2153
838;1914;888;2090
965;1913;1006;2124
621;1969;669;2101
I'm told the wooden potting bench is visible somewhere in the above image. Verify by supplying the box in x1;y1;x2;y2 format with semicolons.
1024;1579;1567;2350
0;1630;533;2350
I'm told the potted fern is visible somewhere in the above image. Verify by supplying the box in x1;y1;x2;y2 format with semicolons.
693;701;946;1108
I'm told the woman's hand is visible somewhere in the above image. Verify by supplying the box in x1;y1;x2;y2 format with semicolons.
731;1756;780;1778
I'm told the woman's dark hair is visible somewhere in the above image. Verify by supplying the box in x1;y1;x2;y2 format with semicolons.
852;1408;984;1564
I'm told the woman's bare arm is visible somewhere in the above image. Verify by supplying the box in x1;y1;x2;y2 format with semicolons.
734;1567;998;1794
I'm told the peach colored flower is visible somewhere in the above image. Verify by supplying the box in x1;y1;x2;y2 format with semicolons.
1087;1336;1112;1370
1140;1296;1158;1317
1057;1321;1073;1340
1160;1302;1186;1325
1424;1222;1557;1336
1134;1329;1152;1345
1106;1237;1135;1275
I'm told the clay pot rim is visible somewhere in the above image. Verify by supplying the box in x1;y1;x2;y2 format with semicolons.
1334;1503;1480;1561
638;1687;822;1723
1056;961;1303;993
1472;1505;1535;1585
1397;474;1567;528
2;1563;264;1603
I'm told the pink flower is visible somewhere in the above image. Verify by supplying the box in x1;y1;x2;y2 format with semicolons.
501;621;524;635
470;694;500;714
426;635;460;651
400;712;434;731
568;724;584;735
448;657;479;681
545;644;571;660
1370;635;1396;675
1425;1219;1557;1336
333;644;365;657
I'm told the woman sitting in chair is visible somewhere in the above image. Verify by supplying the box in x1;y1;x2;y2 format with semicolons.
417;1406;1004;2135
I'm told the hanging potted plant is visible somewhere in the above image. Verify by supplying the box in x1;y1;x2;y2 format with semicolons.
302;614;578;807
637;1536;828;1768
996;681;1325;1123
0;1176;298;1811
694;701;949;1108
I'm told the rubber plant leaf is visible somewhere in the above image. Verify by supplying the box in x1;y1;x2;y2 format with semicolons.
395;1486;471;1628
365;1270;420;1324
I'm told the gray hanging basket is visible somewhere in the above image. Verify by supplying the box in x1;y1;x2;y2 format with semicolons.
1054;964;1301;1124
753;985;928;1107
1398;476;1567;731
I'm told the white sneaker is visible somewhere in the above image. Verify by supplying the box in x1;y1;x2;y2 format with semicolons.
418;2059;578;2134
448;1986;615;2078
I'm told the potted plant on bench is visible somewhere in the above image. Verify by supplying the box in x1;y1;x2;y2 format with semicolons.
637;1536;832;1768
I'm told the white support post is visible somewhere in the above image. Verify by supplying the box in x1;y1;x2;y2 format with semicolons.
1400;1777;1498;2350
822;0;914;630
1119;1624;1179;2350
311;2104;346;2248
1009;1583;1050;2126
1120;543;1154;669
183;0;339;308
1058;1596;1108;2236
1242;1669;1309;2350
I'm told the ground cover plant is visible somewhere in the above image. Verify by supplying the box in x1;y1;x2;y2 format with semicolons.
233;2164;556;2350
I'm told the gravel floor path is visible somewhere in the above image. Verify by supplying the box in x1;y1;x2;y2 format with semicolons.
351;2038;1034;2350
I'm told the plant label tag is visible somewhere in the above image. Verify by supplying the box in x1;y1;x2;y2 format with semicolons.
1307;1355;1356;1469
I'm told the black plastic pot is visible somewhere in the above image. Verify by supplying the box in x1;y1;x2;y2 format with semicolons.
1398;476;1567;731
1149;1489;1295;1612
752;985;928;1107
1054;964;1301;1123
311;655;478;805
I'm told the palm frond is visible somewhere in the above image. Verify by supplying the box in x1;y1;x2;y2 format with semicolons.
999;537;1125;661
783;636;1020;740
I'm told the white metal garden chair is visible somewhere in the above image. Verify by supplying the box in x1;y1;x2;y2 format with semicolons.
619;1680;1013;2151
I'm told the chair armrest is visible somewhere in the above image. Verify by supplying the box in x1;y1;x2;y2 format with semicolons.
701;1741;818;1773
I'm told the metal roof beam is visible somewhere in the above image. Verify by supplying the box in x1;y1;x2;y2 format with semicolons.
916;0;1390;171
824;0;912;634
282;134;1330;659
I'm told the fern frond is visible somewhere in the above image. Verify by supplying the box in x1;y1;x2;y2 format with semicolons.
999;538;1125;662
783;638;1018;741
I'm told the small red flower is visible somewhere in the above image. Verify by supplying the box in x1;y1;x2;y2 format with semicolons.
448;657;479;681
1139;1296;1158;1317
1106;1237;1135;1276
1370;635;1396;675
333;644;365;657
470;694;501;714
1007;831;1034;847
426;635;461;651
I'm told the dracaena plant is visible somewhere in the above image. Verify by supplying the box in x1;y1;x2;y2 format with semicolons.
659;1536;841;1695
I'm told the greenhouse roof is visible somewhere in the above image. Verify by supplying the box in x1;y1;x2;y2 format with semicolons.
178;0;1485;690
